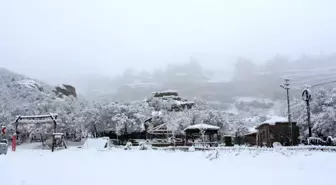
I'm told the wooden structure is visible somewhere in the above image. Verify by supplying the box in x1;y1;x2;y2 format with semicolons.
144;116;174;139
52;133;67;151
148;123;173;139
242;132;257;146
223;135;234;146
256;117;299;147
13;113;59;152
184;124;220;147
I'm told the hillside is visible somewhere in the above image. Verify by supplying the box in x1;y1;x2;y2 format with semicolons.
0;69;267;138
0;68;85;127
1;66;334;139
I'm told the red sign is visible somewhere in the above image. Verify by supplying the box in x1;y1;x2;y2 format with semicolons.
12;135;16;152
1;126;6;134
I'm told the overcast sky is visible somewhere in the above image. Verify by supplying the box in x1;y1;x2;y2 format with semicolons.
1;0;336;84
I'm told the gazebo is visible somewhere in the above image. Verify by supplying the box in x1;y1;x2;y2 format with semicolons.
184;124;220;147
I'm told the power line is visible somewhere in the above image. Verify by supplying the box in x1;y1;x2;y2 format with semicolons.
282;70;336;79
290;75;336;89
288;71;336;82
311;80;336;88
288;73;336;82
258;66;336;76
282;66;336;74
288;80;336;114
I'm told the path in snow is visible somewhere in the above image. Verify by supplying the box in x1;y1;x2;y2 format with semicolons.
1;148;335;185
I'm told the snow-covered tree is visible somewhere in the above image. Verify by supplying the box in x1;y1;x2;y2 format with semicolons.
291;88;336;137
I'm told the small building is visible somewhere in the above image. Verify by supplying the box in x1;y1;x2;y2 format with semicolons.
184;124;220;147
256;116;299;147
238;127;257;146
243;132;257;146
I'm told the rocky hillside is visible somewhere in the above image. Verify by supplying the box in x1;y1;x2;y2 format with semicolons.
0;68;86;126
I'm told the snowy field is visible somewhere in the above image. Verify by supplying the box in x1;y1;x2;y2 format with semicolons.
1;147;336;185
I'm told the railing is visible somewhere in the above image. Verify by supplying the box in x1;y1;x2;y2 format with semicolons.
151;145;336;152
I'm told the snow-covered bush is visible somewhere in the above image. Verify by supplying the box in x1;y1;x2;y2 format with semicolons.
292;88;336;138
125;141;132;150
306;136;336;146
139;142;151;150
307;137;326;146
273;142;282;148
327;136;336;145
206;149;220;160
188;146;196;152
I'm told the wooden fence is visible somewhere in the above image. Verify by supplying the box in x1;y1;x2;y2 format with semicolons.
151;145;336;152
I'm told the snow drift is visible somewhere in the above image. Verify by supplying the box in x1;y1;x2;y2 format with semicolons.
83;138;109;150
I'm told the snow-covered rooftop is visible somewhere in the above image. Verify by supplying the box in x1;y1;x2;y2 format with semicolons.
248;127;257;134
262;115;288;125
184;124;220;131
18;114;57;119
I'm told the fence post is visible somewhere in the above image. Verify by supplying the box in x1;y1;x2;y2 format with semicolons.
12;134;17;152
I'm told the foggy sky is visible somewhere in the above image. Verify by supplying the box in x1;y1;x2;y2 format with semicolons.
1;0;336;84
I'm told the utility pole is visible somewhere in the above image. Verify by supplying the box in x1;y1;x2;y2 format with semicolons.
280;79;293;146
93;123;97;138
302;86;312;137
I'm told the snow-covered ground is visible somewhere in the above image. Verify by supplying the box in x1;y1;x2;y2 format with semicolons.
1;147;335;185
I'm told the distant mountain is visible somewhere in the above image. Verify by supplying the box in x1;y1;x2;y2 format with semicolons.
45;54;336;106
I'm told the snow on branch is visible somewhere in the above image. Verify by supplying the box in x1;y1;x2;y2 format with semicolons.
15;114;58;123
308;137;326;145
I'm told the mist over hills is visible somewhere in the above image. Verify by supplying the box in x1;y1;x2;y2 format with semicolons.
2;56;336;137
63;54;336;104
3;53;336;119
